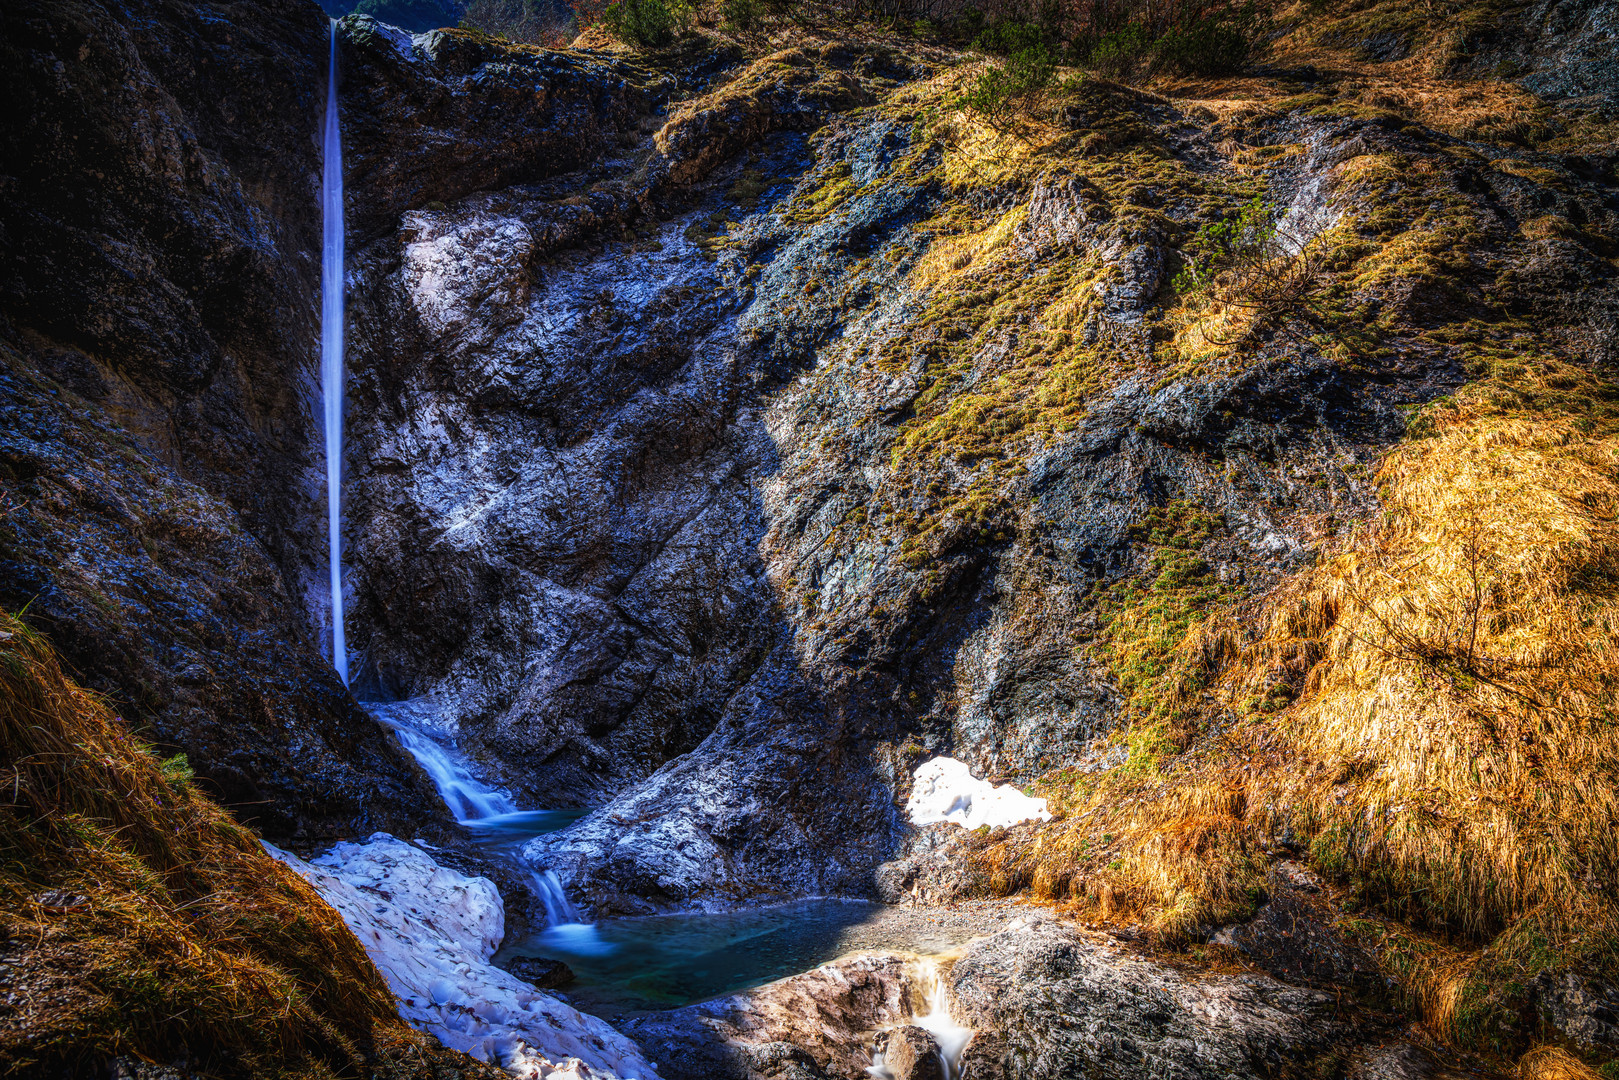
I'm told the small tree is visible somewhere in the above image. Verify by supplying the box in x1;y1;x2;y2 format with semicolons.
1175;198;1343;348
960;43;1057;128
600;0;690;45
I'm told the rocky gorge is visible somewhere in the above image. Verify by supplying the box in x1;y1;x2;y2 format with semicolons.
3;0;1619;1077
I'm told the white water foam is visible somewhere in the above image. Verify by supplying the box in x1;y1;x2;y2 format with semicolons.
865;956;973;1080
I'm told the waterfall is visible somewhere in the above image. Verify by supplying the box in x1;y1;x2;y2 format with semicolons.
320;19;348;684
370;702;613;948
534;868;615;956
535;869;583;924
866;957;973;1080
388;720;517;822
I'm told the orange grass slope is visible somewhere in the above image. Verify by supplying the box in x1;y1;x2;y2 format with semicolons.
1245;353;1619;1040
973;352;1619;1054
0;611;473;1078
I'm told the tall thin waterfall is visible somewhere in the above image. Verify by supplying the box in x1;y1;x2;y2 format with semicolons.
320;19;348;684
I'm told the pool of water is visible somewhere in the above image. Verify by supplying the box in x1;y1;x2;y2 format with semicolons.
460;808;589;848
495;898;992;1018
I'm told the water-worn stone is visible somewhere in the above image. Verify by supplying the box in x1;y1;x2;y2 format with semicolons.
948;917;1353;1079
882;1026;945;1080
503;956;577;991
270;834;660;1079
622;954;920;1080
1209;861;1385;998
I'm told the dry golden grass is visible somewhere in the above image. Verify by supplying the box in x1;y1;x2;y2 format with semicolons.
973;354;1619;1050
910;204;1028;291
0;612;430;1077
1265;355;1619;943
1518;1046;1607;1080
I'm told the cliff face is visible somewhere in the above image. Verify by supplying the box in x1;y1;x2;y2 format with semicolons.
0;0;446;840
327;13;1618;919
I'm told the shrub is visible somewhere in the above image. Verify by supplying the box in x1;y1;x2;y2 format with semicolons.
1154;13;1256;74
973;19;1048;55
1174;197;1340;347
1080;7;1262;80
460;0;573;44
1087;23;1154;79
960;42;1056;127
721;0;759;30
600;0;686;45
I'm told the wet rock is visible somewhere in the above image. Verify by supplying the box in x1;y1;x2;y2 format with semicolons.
1208;862;1385;998
335;15;670;241
882;1025;946;1080
1343;1042;1475;1079
1527;970;1619;1054
622;953;920;1080
503;956;576;991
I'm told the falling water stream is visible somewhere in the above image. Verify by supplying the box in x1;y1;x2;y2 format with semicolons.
370;701;606;948
319;29;592;945
321;19;348;684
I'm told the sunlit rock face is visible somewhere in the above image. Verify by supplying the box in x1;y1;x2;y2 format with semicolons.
329;29;1498;911
949;915;1352;1080
12;0;1611;923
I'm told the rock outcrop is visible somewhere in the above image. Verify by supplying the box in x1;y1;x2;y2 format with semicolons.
621;953;922;1080
949;917;1354;1079
323;26;1568;913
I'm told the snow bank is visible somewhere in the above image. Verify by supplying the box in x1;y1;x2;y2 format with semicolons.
905;757;1052;830
266;834;659;1080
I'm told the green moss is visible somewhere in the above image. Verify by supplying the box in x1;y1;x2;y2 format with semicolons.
782;160;859;225
1091;502;1235;772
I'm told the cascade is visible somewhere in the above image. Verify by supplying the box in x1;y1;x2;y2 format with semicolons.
320;18;348;684
370;702;611;947
865;957;973;1080
388;719;516;822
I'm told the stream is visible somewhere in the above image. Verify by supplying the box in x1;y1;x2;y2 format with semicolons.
497;898;987;1018
367;698;994;1039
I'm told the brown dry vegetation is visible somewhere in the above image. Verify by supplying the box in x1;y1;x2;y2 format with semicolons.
971;352;1619;1057
825;0;1619;1066
0;612;467;1078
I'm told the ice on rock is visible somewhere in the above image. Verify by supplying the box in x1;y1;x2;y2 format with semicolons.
266;834;660;1080
905;756;1052;831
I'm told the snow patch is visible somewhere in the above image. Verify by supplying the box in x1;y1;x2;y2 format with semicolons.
906;757;1052;831
266;834;660;1080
